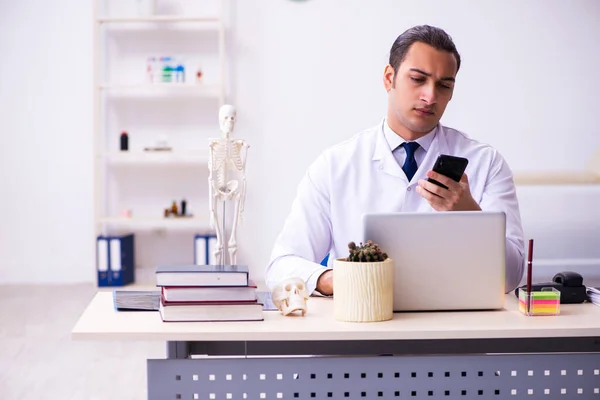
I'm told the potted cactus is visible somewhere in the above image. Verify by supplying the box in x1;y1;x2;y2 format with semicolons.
333;240;394;322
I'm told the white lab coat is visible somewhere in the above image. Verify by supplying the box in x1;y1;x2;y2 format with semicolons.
266;120;525;294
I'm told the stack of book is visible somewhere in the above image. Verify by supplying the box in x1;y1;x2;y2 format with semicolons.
155;264;264;322
113;290;160;311
587;286;600;306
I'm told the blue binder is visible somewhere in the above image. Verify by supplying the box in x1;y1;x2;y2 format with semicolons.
194;233;217;265
194;234;208;265
96;236;109;286
96;233;135;287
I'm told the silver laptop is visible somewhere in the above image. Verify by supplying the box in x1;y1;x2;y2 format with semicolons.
362;211;506;311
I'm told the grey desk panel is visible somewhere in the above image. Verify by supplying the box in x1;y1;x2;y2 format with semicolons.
148;353;600;399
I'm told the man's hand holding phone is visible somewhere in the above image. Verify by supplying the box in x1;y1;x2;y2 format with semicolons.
416;170;481;211
415;154;480;211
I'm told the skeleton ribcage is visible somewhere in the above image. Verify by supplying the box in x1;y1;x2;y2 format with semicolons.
210;139;245;192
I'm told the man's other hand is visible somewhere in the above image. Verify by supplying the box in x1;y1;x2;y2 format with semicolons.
416;171;481;211
316;270;333;295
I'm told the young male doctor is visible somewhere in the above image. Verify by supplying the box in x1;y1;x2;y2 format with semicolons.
266;25;525;296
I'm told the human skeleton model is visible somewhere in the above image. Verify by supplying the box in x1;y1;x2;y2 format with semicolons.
208;105;249;265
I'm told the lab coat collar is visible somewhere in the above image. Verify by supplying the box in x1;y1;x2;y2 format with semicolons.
372;119;450;182
382;119;436;153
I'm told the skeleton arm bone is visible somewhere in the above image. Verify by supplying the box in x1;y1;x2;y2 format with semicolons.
239;175;247;222
239;142;249;216
230;141;249;216
208;142;217;228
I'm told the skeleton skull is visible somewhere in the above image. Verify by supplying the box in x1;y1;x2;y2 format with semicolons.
218;104;236;136
271;277;308;316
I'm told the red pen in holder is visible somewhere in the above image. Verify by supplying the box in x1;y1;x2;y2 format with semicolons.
519;239;560;316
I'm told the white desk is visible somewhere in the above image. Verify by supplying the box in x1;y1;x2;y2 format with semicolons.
72;293;600;399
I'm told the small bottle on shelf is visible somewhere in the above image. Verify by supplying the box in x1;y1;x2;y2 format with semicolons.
175;64;185;83
120;131;129;151
181;199;187;215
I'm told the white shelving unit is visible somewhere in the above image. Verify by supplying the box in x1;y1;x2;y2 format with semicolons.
99;82;222;92
99;215;210;229
101;151;209;165
93;0;226;277
96;15;221;23
513;151;600;185
514;171;600;186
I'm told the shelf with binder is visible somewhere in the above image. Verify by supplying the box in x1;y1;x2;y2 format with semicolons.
100;216;211;230
94;0;228;286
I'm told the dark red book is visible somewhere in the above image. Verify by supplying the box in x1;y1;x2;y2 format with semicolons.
161;280;258;303
158;296;264;322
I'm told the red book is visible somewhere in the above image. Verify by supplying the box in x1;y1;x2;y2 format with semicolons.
159;296;264;322
161;280;258;303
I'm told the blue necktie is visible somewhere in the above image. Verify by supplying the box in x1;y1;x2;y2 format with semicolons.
401;142;420;181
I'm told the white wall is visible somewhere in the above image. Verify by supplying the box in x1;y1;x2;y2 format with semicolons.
0;0;94;283
1;0;599;284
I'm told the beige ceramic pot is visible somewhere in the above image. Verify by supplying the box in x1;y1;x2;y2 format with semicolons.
333;258;394;322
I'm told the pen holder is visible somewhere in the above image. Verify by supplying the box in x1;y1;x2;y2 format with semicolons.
518;287;560;316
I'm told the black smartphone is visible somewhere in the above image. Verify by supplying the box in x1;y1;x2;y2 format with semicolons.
427;154;469;189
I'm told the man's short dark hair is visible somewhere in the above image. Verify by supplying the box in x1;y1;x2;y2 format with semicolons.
389;25;461;75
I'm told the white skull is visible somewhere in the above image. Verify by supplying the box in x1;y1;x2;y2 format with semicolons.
219;104;236;136
271;277;308;316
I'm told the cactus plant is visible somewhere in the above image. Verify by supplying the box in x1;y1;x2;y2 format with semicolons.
346;240;388;262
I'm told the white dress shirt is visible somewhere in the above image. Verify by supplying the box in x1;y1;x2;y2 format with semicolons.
266;119;525;294
384;119;436;170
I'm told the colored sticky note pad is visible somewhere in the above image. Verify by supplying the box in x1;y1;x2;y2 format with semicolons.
518;289;560;316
